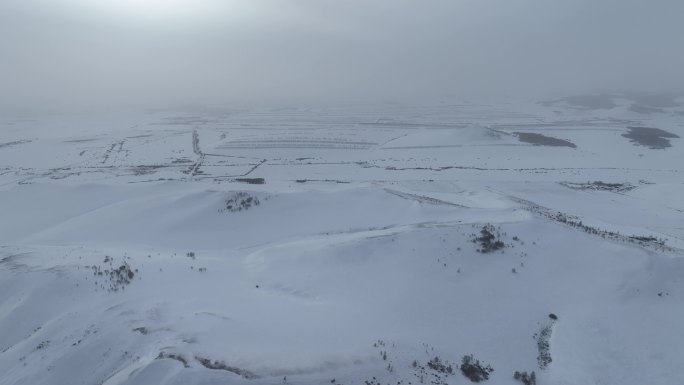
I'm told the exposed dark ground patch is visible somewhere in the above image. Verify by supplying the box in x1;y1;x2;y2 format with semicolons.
622;127;680;149
514;132;576;148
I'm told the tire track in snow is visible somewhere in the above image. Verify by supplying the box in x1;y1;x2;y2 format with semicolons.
185;129;205;177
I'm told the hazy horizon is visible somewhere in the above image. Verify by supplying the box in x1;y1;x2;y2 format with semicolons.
2;0;684;113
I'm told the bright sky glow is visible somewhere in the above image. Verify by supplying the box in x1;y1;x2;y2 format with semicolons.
83;0;231;21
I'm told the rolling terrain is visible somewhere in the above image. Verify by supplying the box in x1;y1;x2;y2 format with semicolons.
1;96;683;385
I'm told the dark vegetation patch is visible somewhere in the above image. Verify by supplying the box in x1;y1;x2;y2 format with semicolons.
157;352;190;368
86;256;137;292
460;355;494;382
560;181;636;193
409;357;455;385
366;341;493;385
472;224;506;253
535;324;553;369
622;127;680;149
35;340;50;350
427;356;454;374
629;235;659;243
511;196;676;253
220;192;261;213
515;132;577;148
513;371;536;385
195;356;258;379
370;340;455;384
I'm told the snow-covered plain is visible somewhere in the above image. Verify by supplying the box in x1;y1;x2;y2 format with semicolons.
1;97;683;385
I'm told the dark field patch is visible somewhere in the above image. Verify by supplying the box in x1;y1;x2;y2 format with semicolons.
235;177;265;184
622;127;680;149
515;132;576;148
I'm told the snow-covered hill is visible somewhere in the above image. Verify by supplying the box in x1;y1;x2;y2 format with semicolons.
1;97;683;385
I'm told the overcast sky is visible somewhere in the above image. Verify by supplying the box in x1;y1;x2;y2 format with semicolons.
2;0;683;111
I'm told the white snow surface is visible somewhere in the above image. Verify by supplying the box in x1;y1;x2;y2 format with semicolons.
1;99;683;385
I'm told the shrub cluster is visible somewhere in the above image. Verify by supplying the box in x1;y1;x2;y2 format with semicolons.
460;355;494;382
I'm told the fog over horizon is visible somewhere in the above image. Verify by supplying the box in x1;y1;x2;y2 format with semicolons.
2;0;684;113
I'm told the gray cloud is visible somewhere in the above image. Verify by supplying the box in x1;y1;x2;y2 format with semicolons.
2;0;683;112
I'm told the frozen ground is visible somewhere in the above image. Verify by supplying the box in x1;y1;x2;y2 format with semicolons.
1;96;683;385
